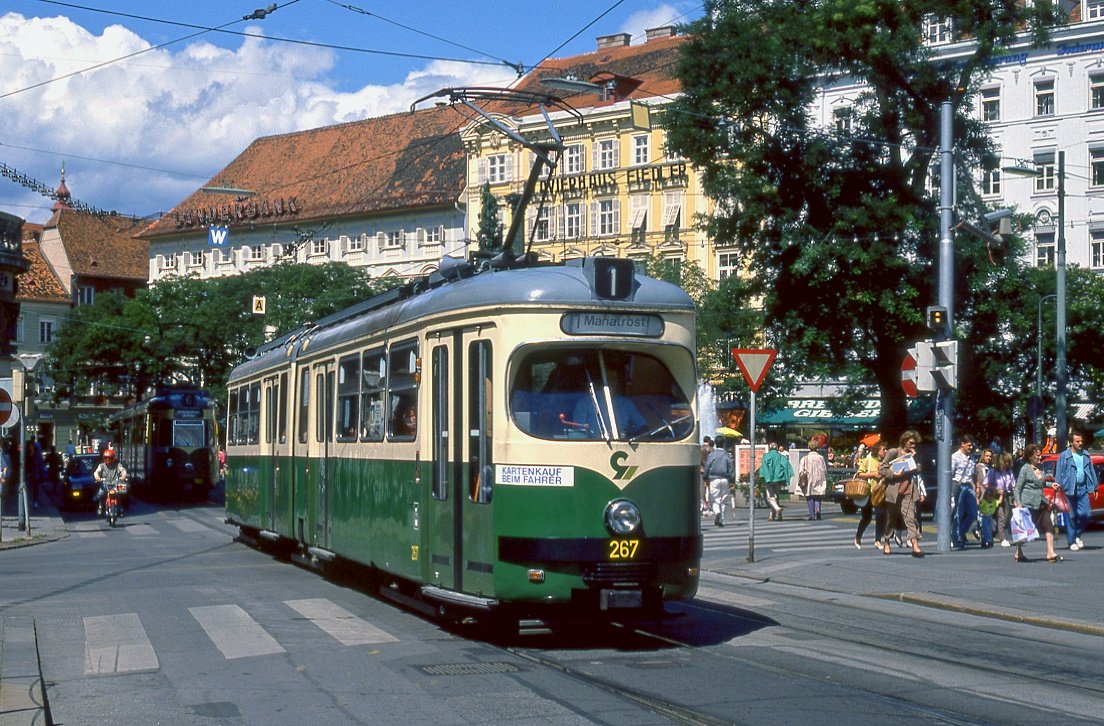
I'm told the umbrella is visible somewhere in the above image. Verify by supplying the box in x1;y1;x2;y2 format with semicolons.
808;432;828;449
716;426;743;438
1095;427;1104;438
860;433;881;447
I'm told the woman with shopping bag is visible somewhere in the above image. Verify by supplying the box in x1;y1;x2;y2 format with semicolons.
1012;444;1061;563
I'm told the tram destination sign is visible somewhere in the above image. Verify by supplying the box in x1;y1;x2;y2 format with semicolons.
560;312;664;337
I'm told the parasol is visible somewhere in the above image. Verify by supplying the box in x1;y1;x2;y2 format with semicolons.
808;432;828;449
716;426;744;439
860;433;881;447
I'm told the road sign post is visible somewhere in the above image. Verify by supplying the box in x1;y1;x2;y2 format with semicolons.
732;348;777;564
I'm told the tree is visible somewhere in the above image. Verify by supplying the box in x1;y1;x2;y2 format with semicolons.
476;182;503;252
666;0;1062;438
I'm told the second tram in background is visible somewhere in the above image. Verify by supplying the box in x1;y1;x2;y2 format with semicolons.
111;385;219;502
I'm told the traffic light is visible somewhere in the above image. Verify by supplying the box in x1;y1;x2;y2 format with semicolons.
926;305;948;333
916;339;958;391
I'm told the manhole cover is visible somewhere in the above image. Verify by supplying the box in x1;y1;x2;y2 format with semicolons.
420;662;520;676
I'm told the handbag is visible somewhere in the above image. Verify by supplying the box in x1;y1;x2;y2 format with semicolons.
797;470;808;494
1046;486;1070;514
1011;506;1039;543
843;479;869;498
883;481;901;504
978;491;1000;516
870;478;886;507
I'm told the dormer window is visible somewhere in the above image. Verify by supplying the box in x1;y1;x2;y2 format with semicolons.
924;15;953;45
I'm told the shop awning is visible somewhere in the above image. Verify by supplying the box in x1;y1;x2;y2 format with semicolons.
757;397;931;430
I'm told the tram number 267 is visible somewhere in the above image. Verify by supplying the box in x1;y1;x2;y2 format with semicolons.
608;539;639;560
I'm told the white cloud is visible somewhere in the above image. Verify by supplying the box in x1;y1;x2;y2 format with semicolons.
619;4;686;43
0;12;512;222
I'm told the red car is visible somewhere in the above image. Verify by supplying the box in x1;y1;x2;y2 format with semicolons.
1039;452;1104;522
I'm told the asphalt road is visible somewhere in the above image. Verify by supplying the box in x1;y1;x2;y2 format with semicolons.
2;501;1102;724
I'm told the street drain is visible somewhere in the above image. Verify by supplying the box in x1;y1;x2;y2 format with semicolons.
420;662;520;676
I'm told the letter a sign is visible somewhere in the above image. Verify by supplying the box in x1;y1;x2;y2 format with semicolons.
252;295;266;315
732;348;777;393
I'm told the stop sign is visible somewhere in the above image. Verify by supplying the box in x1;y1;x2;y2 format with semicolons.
901;352;919;398
0;388;17;427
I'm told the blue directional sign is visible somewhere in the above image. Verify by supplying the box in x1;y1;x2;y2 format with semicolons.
208;225;230;247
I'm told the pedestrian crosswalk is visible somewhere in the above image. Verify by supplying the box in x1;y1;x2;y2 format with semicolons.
71;510;229;539
77;596;400;676
701;515;883;554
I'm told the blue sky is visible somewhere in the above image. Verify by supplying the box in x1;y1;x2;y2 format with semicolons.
0;1;702;225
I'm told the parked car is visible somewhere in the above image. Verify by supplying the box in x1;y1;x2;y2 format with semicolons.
1039;452;1104;524
61;454;102;511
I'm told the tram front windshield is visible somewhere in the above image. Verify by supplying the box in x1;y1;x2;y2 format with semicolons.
511;348;694;442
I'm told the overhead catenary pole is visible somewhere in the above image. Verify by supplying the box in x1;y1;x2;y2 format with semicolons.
935;100;954;553
1056;150;1067;451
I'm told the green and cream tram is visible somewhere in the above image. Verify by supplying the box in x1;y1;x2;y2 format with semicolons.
225;256;702;619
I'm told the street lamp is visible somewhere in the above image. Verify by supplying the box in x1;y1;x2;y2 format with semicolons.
1004;151;1067;450
1035;293;1056;445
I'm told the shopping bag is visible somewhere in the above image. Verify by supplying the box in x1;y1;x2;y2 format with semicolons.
1011;506;1039;543
1046;486;1070;514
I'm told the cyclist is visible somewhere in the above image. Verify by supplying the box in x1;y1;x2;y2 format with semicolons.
94;447;129;516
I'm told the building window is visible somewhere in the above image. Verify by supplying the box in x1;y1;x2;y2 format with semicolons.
563;202;582;239
344;235;363;253
39;317;55;344
1089;0;1104;20
664;139;685;163
1034;155;1056;192
632;135;649;166
1092;231;1104;269
78;286;95;305
562;144;584;175
1036;233;1055;267
15;315;23;343
1091;74;1104;111
1092;148;1104;187
629;195;648;232
924;15;953;45
594;139;619;171
531;207;552;242
593;198;620;236
187;251;203;267
310;239;328;257
662;192;683;229
1035;79;1055;117
422;226;442;245
982;169;1001;196
487;153;510;184
833;107;852;135
718;252;740;280
981;87;1000;122
249;245;266;261
217;249;233;264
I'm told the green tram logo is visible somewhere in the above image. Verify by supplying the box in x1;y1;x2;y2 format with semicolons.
609;451;639;481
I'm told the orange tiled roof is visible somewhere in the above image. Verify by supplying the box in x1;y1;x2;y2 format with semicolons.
510;33;685;111
17;239;69;303
138;105;467;239
46;208;149;282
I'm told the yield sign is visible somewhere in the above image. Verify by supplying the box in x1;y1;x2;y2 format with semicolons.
732;348;777;393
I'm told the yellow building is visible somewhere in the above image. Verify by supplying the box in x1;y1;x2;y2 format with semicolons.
463;29;731;279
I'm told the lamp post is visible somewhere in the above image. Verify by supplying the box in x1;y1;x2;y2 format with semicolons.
1004;150;1067;450
1036;293;1056;445
15;353;43;534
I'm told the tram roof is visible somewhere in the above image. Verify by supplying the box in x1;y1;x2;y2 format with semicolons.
229;257;694;382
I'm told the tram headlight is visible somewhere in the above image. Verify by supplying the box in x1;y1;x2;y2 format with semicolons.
604;499;641;536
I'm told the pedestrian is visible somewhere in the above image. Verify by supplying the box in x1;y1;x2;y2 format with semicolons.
1054;431;1098;552
975;449;996;548
46;444;62;494
950;434;977;550
1013;444;1061;563
879;430;925;557
700;436;713;516
986;451;1016;547
757;441;793;521
974;448;994;547
24;437;46;509
703;434;734;527
853;440;887;549
797;438;827;520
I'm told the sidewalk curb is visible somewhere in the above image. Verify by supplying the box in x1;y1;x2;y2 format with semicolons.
0;617;48;726
878;592;1104;637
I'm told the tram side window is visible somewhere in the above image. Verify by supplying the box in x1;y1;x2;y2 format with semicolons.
468;340;492;504
265;383;275;444
360;349;385;442
387;341;418;440
246;383;261;445
336;354;360;441
297;368;310;444
278;372;288;444
228;387;239;445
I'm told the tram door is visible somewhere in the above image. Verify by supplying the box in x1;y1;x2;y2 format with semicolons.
309;364;335;549
266;372;290;534
427;329;495;595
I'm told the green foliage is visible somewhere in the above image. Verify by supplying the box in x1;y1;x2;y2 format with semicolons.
47;263;393;408
667;0;1063;438
476;182;503;251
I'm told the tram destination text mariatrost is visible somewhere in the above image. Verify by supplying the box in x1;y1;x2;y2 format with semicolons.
496;465;575;487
